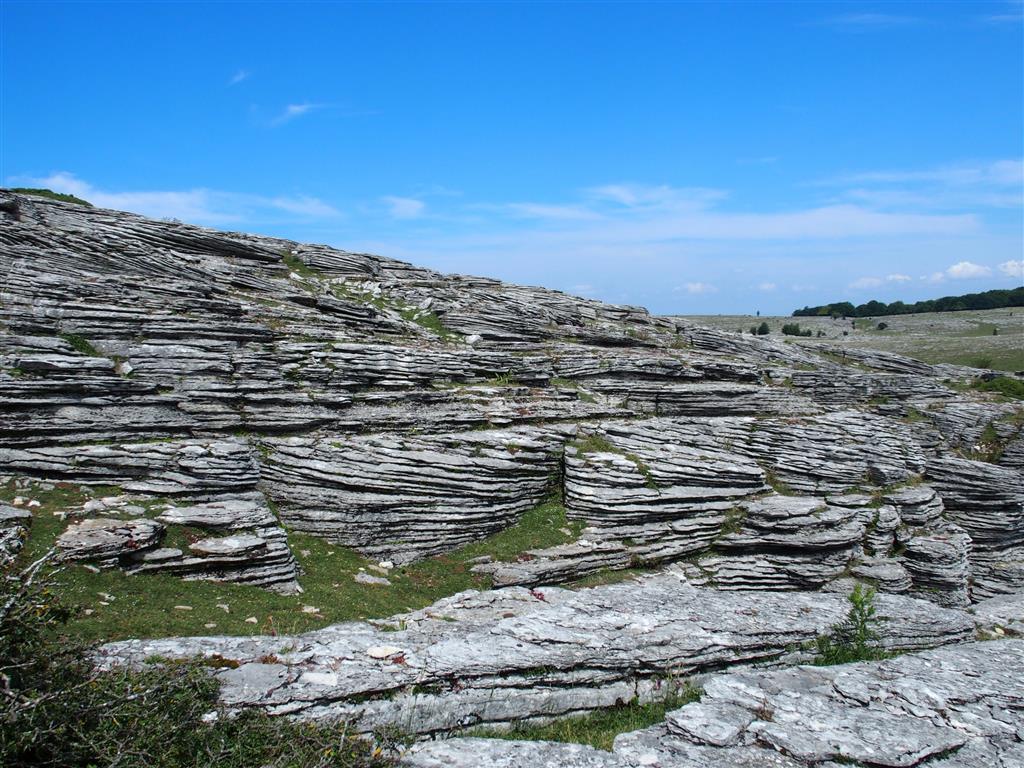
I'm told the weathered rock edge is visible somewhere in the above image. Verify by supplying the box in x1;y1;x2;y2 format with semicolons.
96;577;974;737
403;638;1024;767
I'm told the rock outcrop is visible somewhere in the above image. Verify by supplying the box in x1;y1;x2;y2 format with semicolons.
4;190;1022;762
3;189;1022;604
97;577;974;735
404;639;1024;767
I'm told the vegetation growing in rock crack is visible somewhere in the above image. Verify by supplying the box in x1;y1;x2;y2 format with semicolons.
0;553;402;768
466;681;702;751
814;584;888;665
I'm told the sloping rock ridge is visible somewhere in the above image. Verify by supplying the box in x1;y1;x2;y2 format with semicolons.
3;190;1021;599
2;191;1023;758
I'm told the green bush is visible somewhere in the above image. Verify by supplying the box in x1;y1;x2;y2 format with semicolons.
781;323;812;337
757;322;770;336
10;188;92;207
0;553;399;768
972;376;1024;400
814;584;888;665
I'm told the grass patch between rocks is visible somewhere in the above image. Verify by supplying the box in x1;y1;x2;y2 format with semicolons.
466;682;702;751
6;481;581;643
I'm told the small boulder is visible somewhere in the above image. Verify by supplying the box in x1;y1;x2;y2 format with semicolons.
56;518;163;562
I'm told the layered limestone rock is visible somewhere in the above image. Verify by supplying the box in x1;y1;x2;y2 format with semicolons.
96;578;974;736
259;427;564;562
2;190;1021;605
403;640;1024;768
51;491;300;592
927;456;1024;600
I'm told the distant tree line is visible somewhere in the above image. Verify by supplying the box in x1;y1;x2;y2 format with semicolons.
792;287;1024;318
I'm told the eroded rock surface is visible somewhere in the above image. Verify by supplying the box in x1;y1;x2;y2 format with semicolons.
96;578;973;735
403;640;1024;768
2;190;1022;604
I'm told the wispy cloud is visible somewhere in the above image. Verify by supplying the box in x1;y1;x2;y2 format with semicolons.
12;172;341;225
757;282;777;291
381;196;426;219
271;102;323;125
501;202;600;221
228;69;249;86
819;13;922;28
820;159;1024;211
981;1;1024;23
677;282;718;295
850;276;883;289
849;272;916;289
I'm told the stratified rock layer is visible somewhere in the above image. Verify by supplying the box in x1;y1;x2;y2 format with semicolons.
403;640;1024;768
97;578;973;735
2;189;1023;604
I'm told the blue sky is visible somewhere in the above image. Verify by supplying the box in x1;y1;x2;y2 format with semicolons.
2;1;1022;315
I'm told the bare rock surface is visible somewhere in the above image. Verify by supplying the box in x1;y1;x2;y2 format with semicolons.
96;578;973;735
403;640;1024;767
2;190;1022;605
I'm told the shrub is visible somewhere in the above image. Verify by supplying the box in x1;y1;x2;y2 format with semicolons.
757;322;770;336
10;188;93;207
0;553;398;768
814;584;887;665
971;376;1024;400
781;323;812;337
876;322;888;331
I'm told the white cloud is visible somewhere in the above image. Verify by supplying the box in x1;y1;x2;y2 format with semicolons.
272;103;322;125
821;159;1024;211
382;196;426;219
922;272;946;284
757;282;777;291
586;183;727;210
677;282;717;294
885;273;912;282
228;69;249;86
820;13;921;27
569;283;595;295
998;260;1023;280
502;203;599;221
269;195;340;217
14;172;341;225
850;276;883;289
946;261;992;279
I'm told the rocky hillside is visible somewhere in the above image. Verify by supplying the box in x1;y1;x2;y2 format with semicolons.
2;189;1023;765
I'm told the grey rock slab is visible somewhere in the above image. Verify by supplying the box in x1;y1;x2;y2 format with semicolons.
189;534;267;557
402;739;625;768
400;641;1024;767
56;517;163;561
96;578;973;735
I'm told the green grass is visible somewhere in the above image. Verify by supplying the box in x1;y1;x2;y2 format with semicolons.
59;332;101;357
7;481;582;643
565;567;647;589
11;187;93;206
571;435;657;489
971;376;1024;401
957;322;999;337
331;280;460;342
280;251;320;280
467;683;701;751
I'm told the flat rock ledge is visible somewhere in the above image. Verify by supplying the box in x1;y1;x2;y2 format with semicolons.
403;639;1024;768
96;577;973;737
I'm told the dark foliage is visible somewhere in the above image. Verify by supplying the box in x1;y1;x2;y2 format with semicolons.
793;287;1024;318
0;553;400;768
